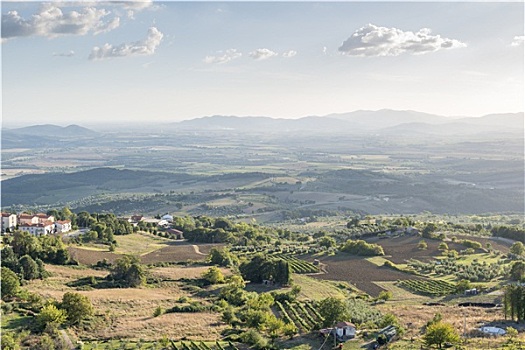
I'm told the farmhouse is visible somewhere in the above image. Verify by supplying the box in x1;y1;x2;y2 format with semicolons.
1;212;17;233
19;221;54;236
161;214;174;222
130;215;144;223
18;213;39;225
166;228;184;239
36;213;55;224
55;220;72;233
335;321;356;339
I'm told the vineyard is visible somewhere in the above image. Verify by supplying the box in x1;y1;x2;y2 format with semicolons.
407;258;505;282
397;279;456;296
171;341;239;350
273;254;319;274
81;340;238;350
275;300;324;333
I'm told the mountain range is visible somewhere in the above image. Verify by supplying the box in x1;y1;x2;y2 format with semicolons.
172;110;523;135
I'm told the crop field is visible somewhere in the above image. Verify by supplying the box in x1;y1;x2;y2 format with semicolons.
312;254;421;297
398;279;456;296
275;300;323;333
272;254;319;274
366;235;465;264
68;247;121;265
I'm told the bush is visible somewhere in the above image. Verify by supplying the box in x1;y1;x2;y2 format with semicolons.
340;240;384;256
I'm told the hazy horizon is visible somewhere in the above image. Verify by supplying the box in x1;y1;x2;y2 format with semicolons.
2;1;523;127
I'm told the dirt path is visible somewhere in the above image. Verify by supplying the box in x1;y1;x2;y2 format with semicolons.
192;245;206;256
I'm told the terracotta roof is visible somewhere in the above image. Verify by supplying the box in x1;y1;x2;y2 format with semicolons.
1;212;15;217
19;214;35;218
57;220;71;224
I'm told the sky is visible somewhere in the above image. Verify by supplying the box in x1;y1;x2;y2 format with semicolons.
1;1;524;127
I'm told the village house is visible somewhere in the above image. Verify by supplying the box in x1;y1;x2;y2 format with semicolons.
1;213;17;233
36;213;55;224
335;321;356;339
130;215;144;223
19;221;55;236
166;228;184;239
18;213;39;225
55;220;72;233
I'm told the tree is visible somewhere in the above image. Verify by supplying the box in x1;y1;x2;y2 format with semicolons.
422;223;438;238
424;322;460;349
438;242;448;251
377;290;393;301
455;280;472;294
319;236;336;249
36;304;67;331
510;242;525;256
318;297;349;328
202;266;225;284
1;267;20;299
509;261;525;281
61;292;94;324
11;231;42;258
208;247;237;267
503;285;525;322
19;255;40;280
110;255;146;287
418;240;428;250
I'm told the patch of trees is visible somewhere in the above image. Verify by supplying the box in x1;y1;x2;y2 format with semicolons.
1;231;72;285
504;285;525;322
108;255;146;287
209;247;238;267
491;225;525;244
340;239;385;256
239;254;291;285
460;239;483;250
76;212;134;246
171;215;276;245
408;258;503;282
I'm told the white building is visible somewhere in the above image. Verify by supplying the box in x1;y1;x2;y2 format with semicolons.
1;213;17;233
19;221;55;236
55;220;72;233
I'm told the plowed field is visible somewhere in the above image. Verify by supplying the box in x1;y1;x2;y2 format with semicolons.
312;254;421;297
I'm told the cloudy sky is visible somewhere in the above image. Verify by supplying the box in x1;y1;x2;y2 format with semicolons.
2;1;524;126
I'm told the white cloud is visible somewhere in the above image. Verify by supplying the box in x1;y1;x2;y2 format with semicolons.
203;49;242;64
282;50;297;58
53;50;75;57
1;3;120;39
338;23;466;57
249;48;278;60
89;26;163;60
511;35;524;47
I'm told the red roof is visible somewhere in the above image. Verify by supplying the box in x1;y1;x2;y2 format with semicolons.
1;212;15;217
57;220;71;224
19;214;35;218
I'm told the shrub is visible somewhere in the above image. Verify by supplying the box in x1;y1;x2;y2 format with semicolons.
340;240;384;256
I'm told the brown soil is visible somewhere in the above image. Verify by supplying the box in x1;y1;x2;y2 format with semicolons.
312;254;421;297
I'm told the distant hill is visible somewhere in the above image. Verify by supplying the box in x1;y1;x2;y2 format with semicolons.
2;124;99;148
0;168;271;207
172;110;523;135
175;115;351;133
7;124;99;137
